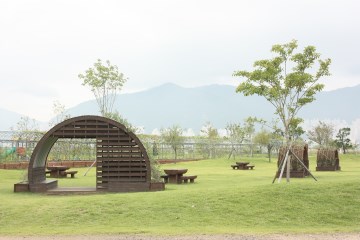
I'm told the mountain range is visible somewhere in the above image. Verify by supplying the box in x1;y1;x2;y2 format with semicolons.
1;83;360;133
66;83;360;133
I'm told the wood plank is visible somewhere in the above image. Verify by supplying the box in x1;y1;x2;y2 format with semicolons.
97;167;147;172
97;169;147;174
96;146;141;151
98;172;147;177
97;137;133;141
53;132;127;136
96;153;144;158
98;164;146;168
98;158;145;161
97;142;137;147
97;177;146;182
56;127;128;133
97;160;145;164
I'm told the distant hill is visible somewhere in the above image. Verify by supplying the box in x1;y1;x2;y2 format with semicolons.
0;108;46;131
0;108;24;130
300;84;360;121
1;83;359;133
65;83;360;133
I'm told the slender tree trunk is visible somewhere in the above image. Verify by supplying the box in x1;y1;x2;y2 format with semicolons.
267;144;272;163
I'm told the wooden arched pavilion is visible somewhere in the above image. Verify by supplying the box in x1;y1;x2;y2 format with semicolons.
14;115;164;193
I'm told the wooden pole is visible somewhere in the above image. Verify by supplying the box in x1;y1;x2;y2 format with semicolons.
277;148;290;183
286;151;291;183
83;159;96;176
272;148;288;183
290;149;318;181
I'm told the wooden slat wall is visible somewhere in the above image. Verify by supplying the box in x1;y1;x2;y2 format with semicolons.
96;137;147;189
50;118;149;190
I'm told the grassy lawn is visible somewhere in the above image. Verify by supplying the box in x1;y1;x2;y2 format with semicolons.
1;154;360;235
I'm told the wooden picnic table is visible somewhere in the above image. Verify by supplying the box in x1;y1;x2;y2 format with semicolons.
236;162;250;169
231;162;255;170
47;166;70;178
163;169;188;184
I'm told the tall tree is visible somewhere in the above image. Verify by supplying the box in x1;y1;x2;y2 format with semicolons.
307;121;334;147
234;39;331;143
225;122;246;159
49;100;71;127
335;127;352;154
200;122;219;158
234;40;331;182
244;117;257;157
160;125;184;160
11;116;42;159
253;129;282;163
78;59;127;116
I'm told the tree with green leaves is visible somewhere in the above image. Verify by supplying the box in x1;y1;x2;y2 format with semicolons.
234;40;330;143
11;116;42;160
78;59;127;116
225;122;246;159
234;40;331;182
160;125;184;160
49;100;71;127
11;116;42;144
244;117;257;157
307;121;334;147
335;127;352;154
253;129;282;163
104;110;138;133
200;122;219;158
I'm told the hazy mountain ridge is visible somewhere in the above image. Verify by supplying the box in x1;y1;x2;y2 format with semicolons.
1;83;359;135
0;108;24;130
66;83;360;133
0;108;47;131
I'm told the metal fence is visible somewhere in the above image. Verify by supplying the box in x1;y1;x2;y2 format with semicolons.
0;131;273;163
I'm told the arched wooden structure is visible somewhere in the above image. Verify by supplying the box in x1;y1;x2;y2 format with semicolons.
17;115;162;193
276;145;309;178
316;148;341;171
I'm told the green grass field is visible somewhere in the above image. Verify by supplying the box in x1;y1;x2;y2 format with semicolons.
1;154;360;236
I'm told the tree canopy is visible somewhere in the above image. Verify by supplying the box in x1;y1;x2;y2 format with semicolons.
78;59;127;116
160;125;184;160
335;128;352;154
307;121;334;147
234;40;331;143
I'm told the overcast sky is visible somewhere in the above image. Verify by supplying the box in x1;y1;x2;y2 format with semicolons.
1;0;360;121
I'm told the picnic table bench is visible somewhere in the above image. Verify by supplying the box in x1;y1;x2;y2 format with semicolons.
163;169;188;184
160;175;169;183
60;170;78;178
162;169;198;184
181;175;197;183
231;164;240;170
46;166;78;178
245;165;255;170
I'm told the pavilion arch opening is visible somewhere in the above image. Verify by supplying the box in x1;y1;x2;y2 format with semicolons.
47;138;98;187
